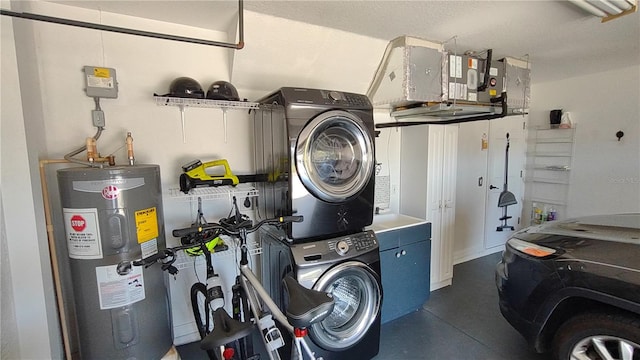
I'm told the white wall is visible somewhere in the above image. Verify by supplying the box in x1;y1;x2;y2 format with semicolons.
233;11;387;99
1;3;394;357
529;65;640;217
1;8;59;358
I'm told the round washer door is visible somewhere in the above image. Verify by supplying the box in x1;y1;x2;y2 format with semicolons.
296;110;374;203
310;261;381;350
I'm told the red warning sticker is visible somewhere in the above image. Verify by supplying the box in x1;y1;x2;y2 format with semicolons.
70;215;86;232
63;208;103;259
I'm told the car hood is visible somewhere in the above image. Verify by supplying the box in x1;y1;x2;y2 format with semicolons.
517;213;640;244
512;213;640;271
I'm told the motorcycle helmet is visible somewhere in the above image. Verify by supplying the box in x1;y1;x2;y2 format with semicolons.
206;81;240;101
168;77;204;98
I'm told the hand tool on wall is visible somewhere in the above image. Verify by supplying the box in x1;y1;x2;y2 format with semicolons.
179;159;266;194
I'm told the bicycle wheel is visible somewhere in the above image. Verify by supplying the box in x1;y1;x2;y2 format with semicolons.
191;283;219;360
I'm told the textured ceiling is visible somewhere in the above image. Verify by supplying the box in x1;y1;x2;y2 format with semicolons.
43;1;640;83
242;1;639;83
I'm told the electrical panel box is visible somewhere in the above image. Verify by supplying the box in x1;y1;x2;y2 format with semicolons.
83;66;118;98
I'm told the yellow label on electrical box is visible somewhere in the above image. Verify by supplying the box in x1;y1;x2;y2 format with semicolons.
93;67;111;78
489;89;497;96
135;207;159;243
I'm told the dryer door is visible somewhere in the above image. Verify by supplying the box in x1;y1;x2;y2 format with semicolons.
296;110;374;203
310;261;381;350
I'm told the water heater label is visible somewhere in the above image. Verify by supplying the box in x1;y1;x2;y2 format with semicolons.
73;178;145;193
63;208;103;259
96;264;145;310
135;207;159;243
141;238;158;259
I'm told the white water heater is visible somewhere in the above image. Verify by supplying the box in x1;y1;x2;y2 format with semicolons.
57;165;172;359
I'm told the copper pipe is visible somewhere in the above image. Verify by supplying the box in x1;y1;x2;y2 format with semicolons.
126;132;135;166
85;137;96;163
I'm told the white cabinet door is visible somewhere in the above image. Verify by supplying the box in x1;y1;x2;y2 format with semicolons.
484;117;527;250
438;126;457;286
400;125;458;290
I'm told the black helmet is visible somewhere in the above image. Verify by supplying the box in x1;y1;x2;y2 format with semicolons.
168;77;204;98
206;81;240;101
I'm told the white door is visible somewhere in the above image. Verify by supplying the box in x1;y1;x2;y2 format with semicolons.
453;121;489;262
484;117;527;250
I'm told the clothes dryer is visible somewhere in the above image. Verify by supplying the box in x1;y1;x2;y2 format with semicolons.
254;87;375;242
261;228;382;360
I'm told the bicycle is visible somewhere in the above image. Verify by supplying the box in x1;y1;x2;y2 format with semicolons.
138;197;335;360
134;197;229;359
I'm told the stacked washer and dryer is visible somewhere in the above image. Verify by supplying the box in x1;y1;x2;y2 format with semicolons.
254;87;382;360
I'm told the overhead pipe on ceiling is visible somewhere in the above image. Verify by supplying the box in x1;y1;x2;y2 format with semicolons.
0;0;245;49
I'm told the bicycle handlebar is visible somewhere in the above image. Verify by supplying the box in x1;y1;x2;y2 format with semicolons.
172;215;303;238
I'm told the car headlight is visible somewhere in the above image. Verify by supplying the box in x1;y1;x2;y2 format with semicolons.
508;238;557;257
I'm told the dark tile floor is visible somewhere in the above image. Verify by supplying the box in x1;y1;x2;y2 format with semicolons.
374;252;549;360
178;252;550;360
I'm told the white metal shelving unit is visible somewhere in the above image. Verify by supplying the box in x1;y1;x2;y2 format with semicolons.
164;183;259;202
163;184;262;269
153;96;260;142
154;96;259;109
524;126;576;225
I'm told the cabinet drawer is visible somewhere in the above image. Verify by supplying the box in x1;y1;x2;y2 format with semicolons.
377;222;431;251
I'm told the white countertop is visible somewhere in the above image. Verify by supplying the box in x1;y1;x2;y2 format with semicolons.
366;213;428;233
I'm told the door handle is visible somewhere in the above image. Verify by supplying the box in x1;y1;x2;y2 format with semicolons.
490;185;499;190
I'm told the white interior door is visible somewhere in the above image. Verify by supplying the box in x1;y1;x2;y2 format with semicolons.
453;121;489;262
484;117;527;250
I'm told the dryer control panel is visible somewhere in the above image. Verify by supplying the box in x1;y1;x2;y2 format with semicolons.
273;87;372;109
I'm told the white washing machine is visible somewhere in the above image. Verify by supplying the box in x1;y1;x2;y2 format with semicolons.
254;87;376;242
260;227;382;360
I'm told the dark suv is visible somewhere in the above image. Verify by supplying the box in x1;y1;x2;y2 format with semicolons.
496;213;640;360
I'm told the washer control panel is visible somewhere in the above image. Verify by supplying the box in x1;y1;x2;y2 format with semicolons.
293;230;379;264
335;240;350;255
327;231;378;256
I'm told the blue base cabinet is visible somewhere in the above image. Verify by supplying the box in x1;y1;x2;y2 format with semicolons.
377;222;431;324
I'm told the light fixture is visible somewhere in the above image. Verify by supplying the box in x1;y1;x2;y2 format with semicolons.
568;0;637;22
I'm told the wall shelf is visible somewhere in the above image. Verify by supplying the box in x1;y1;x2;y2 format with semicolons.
530;197;567;206
172;238;262;271
164;183;258;202
154;96;260;143
528;152;573;157
524;126;576;225
532;165;571;171
527;177;571;185
154;96;259;110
